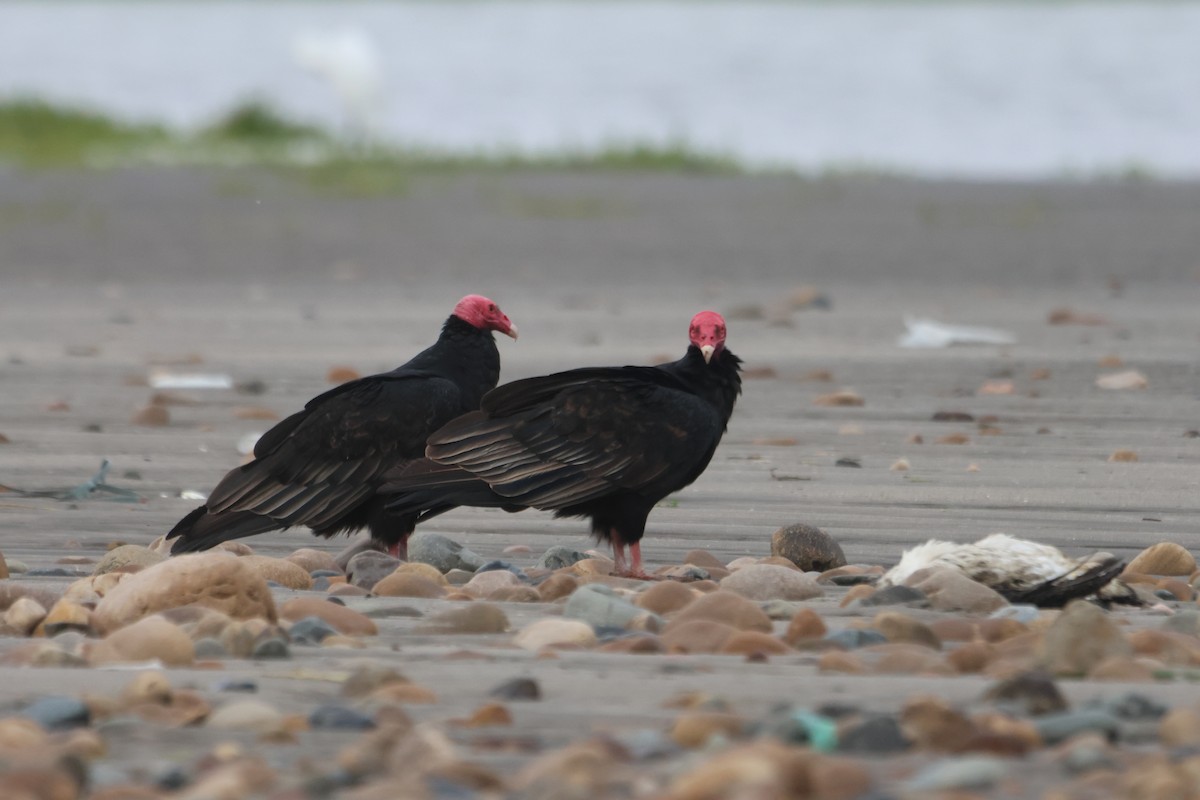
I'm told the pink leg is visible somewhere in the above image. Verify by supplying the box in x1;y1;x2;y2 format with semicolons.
388;539;407;561
629;542;646;578
610;532;651;580
611;540;627;574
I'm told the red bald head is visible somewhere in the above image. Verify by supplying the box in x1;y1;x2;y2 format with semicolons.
453;295;518;339
689;311;727;363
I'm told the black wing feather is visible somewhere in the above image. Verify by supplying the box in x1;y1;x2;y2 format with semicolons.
425;376;722;511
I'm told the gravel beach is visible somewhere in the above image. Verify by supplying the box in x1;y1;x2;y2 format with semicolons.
1;167;1199;798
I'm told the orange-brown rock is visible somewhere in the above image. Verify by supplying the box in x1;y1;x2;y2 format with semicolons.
720;631;791;656
635;581;697;615
929;618;978;642
1088;656;1155;681
537;574;579;602
1160;708;1200;747
89;615;196;667
947;641;996;674
278;597;378;636
670;712;745;748
285;548;341;574
874;611;942;650
92;553;276;634
840;584;876;606
240;555;313;590
818;650;866;674
661;620;738;653
372;573;446;598
667;590;771;632
131;404;170;426
456;703;512;728
3;597;47;636
900;695;976;751
784;608;827;645
393;562;448;584
871;643;954;675
665;741;814;799
598;635;666;654
36;599;92;637
1126;542;1195;577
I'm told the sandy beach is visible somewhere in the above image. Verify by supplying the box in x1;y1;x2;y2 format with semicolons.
1;167;1200;798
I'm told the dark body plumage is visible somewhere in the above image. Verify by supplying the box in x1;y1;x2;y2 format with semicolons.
382;344;742;574
167;314;505;556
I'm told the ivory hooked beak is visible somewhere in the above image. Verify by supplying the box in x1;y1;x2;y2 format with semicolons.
700;344;715;363
503;324;519;340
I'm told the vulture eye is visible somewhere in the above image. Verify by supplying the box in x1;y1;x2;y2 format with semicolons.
489;303;497;312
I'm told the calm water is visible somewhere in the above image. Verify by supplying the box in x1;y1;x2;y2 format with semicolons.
2;2;1198;177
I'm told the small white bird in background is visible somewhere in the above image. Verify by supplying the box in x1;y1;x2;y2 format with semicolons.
290;28;385;142
878;533;1142;607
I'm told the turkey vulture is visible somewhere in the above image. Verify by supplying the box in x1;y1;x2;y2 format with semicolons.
166;295;517;557
381;311;742;577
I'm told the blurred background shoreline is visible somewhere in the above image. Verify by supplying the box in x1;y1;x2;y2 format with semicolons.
3;1;1199;180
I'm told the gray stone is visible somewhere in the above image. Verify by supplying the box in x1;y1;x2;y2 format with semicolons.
1062;739;1115;775
838;715;910;754
1035;710;1121;745
23;696;91;730
659;565;711;581
535;545;591;571
289;615;339;644
760;600;809;620
476;560;528;580
771;523;847;571
612;729;679;761
488;677;541;701
309;704;376;730
721;564;824;601
92;544;165;575
1160;609;1200;636
563;584;661;631
905;756;1007;792
251;636;290;659
988;604;1040;623
445;569;475;586
408;532;486;573
345;550;403;590
1039;600;1132;676
334;535;385;572
151;763;190;790
214;680;258;693
1090;692;1166;721
194;637;228;658
983;671;1068;717
860;585;928;607
828;573;877;586
824;629;887;649
338;599;427;618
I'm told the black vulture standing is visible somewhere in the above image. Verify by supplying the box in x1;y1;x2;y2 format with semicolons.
382;311;741;577
166;294;517;558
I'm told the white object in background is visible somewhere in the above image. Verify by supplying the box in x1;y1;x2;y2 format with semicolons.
897;316;1016;348
148;370;234;390
291;28;384;139
237;432;263;456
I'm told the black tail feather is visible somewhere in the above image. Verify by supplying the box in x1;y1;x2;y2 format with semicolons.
167;505;285;554
1005;557;1137;608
